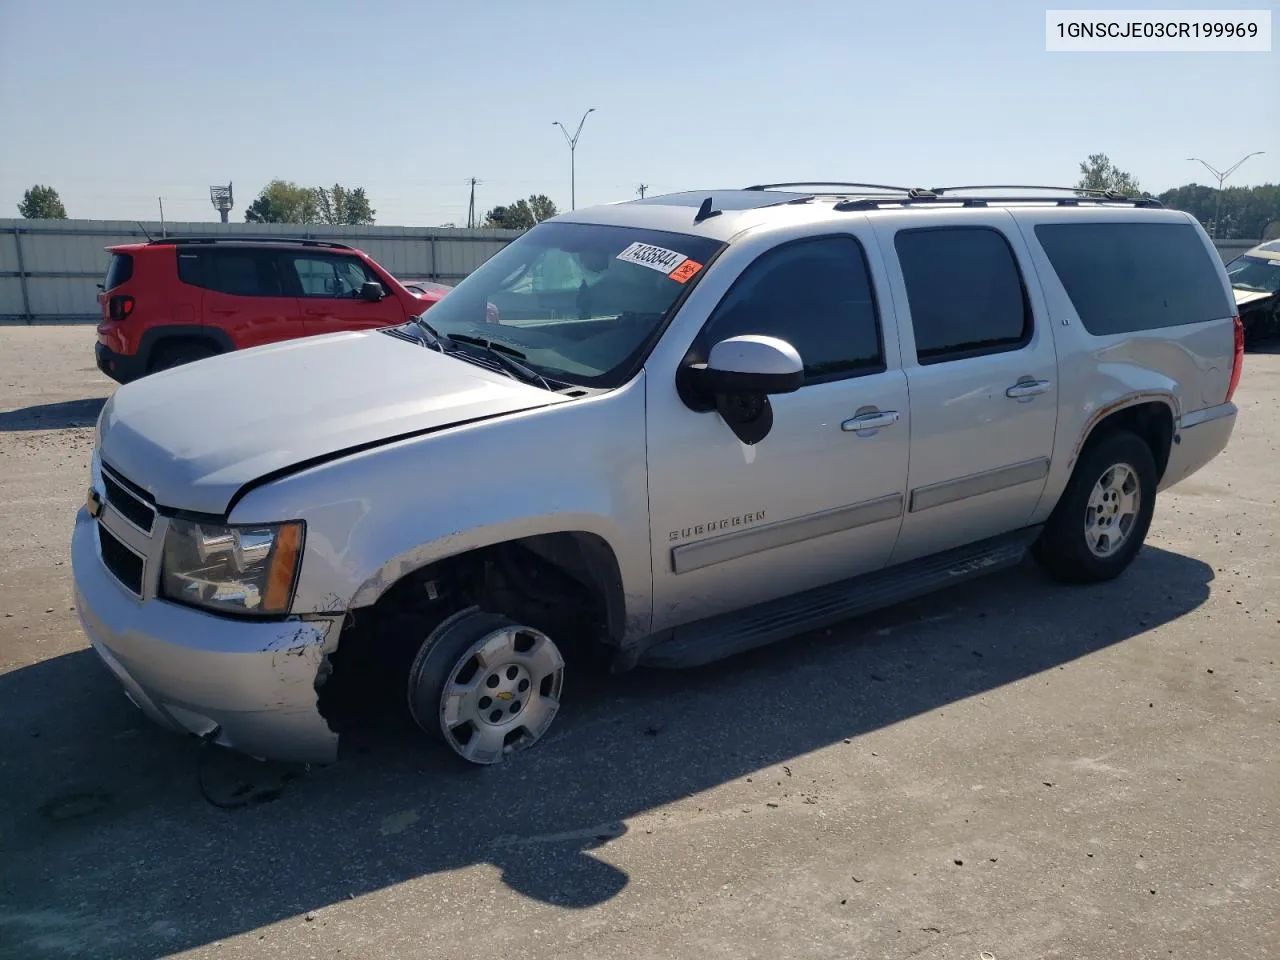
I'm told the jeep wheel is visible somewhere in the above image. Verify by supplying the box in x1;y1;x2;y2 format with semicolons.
406;607;565;765
1032;429;1157;583
150;342;218;373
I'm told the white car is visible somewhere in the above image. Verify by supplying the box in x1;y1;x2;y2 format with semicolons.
72;183;1241;767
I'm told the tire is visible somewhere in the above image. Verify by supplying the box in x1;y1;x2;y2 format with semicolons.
406;607;565;766
149;341;218;373
1032;429;1157;583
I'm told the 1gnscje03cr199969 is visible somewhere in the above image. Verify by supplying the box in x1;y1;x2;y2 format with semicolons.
71;183;1242;767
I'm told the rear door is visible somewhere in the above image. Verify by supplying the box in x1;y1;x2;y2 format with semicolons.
281;251;407;336
179;247;300;348
872;211;1060;566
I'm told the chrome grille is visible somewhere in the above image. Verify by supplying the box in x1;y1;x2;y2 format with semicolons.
98;524;145;596
101;464;156;534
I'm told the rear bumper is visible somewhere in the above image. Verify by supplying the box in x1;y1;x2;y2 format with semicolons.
95;342;146;384
71;506;342;763
1159;402;1237;491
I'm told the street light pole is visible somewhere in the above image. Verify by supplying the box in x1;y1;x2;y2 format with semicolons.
1186;151;1265;239
553;108;595;211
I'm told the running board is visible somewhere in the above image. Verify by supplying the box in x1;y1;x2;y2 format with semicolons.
639;527;1042;669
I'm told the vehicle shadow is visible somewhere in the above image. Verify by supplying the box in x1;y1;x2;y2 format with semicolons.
0;546;1213;959
0;397;106;431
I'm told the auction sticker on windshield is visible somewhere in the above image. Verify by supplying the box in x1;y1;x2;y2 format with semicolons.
616;242;688;275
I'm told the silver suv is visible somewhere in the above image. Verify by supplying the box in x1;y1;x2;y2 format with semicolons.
72;184;1243;767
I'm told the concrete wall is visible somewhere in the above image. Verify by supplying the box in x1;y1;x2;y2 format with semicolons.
0;218;1261;324
0;219;523;324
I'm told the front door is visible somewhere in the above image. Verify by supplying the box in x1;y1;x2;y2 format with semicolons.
282;251;407;336
872;211;1060;566
646;232;911;631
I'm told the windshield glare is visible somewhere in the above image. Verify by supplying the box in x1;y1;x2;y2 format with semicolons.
1227;255;1280;294
411;222;723;387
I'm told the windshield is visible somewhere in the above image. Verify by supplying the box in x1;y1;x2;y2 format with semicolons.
405;221;724;388
1226;255;1280;294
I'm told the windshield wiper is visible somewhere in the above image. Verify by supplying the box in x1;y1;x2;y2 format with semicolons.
446;334;553;390
410;315;450;352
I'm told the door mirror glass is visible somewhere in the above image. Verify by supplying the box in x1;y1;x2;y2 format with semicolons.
360;281;385;302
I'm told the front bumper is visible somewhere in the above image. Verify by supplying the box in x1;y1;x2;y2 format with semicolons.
95;342;146;384
1159;401;1237;492
71;506;342;763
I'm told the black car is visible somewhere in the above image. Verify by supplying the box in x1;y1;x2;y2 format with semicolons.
1226;240;1280;345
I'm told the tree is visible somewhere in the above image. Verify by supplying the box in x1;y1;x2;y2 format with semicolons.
244;180;320;223
18;184;67;219
483;194;559;230
1159;182;1280;240
314;184;376;225
1076;153;1145;197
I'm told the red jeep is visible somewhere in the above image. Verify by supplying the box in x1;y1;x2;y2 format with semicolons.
95;237;448;383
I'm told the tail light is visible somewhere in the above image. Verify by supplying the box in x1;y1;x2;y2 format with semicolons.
1225;315;1243;403
107;295;135;321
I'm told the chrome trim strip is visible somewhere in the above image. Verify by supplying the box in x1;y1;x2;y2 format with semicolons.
909;457;1050;513
671;493;904;575
1179;401;1237;430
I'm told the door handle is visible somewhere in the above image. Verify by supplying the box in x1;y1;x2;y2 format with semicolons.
841;409;900;432
1005;379;1052;399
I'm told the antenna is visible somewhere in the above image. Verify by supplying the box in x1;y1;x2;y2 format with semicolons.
209;182;234;223
135;221;153;242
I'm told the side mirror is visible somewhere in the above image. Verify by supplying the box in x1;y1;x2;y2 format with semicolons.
682;335;804;445
360;281;385;302
695;335;804;395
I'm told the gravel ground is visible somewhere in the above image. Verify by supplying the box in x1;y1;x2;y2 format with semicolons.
0;326;1277;960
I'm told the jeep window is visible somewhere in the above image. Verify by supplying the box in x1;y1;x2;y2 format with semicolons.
696;235;885;383
405;221;724;388
104;252;133;290
176;248;285;297
1226;255;1280;295
895;226;1032;364
1034;222;1234;335
288;254;377;298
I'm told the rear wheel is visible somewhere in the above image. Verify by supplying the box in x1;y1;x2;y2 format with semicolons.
149;341;218;373
1032;430;1157;583
406;607;565;765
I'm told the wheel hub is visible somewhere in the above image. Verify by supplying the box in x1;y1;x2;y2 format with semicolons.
475;663;533;725
1085;462;1141;558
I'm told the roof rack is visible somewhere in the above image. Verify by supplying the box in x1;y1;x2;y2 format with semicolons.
147;236;354;250
742;181;914;194
833;186;1163;211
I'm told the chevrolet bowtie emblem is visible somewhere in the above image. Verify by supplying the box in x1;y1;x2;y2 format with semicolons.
86;487;103;518
495;691;515;701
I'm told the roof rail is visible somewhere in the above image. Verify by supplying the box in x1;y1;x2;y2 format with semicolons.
833;192;1163;212
147;236;354;250
742;181;914;194
928;184;1154;200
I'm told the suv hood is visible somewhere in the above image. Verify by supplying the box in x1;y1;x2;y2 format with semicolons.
98;330;567;515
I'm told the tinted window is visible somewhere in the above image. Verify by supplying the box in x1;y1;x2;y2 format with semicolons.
1034;222;1233;335
895;227;1031;363
698;235;884;382
289;254;375;297
104;253;133;290
176;249;284;297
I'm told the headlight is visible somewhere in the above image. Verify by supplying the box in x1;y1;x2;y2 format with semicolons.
161;518;305;616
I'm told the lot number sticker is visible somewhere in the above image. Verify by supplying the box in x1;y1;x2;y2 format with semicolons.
616;242;689;275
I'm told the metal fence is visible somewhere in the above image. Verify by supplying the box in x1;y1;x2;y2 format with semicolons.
0;218;523;324
0;217;1261;325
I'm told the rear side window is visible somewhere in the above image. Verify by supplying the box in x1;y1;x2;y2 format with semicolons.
699;235;885;382
1034;222;1233;335
895;226;1031;364
104;253;133;290
177;249;284;297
